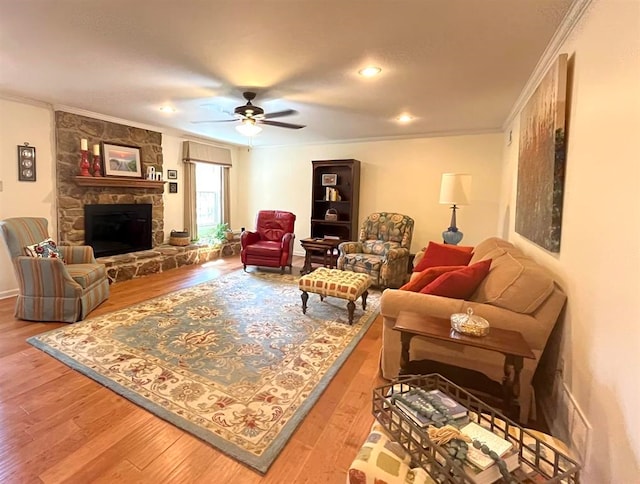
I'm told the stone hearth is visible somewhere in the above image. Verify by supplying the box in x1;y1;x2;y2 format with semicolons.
100;242;241;284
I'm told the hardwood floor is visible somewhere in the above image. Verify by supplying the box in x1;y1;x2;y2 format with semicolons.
0;256;386;483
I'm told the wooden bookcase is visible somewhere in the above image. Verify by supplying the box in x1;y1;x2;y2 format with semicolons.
310;159;360;241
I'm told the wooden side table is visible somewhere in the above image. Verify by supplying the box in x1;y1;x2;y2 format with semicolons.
393;311;535;422
299;237;342;275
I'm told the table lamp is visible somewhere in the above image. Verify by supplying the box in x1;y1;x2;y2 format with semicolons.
439;173;471;245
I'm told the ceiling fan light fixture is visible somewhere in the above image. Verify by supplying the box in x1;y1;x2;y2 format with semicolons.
236;119;262;136
358;66;382;78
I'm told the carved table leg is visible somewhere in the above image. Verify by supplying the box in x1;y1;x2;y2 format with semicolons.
301;250;312;275
347;300;355;325
399;332;414;375
361;290;368;310
502;354;524;421
301;291;309;314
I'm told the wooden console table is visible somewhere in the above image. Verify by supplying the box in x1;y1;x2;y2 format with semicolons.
299;238;342;275
393;311;535;421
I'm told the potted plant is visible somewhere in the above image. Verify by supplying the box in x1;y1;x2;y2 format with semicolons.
212;223;231;243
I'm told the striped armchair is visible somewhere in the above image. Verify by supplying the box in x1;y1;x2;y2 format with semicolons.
0;217;109;323
338;212;414;288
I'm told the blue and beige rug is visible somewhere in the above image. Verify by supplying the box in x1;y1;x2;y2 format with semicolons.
27;270;380;473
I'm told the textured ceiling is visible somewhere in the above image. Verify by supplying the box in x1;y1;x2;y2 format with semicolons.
0;0;573;147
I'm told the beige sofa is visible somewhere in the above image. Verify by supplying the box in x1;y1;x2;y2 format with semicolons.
379;237;566;422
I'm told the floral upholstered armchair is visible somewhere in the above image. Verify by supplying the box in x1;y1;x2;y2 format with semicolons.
337;212;414;288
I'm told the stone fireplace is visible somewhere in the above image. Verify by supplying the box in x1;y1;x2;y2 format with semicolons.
54;111;165;248
53;111;240;283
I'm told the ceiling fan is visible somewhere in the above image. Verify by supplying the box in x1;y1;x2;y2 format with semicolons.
193;91;305;135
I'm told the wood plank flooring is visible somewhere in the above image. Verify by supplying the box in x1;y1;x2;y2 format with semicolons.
0;256;386;483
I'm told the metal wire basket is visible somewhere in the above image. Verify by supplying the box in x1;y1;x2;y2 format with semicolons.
372;374;581;483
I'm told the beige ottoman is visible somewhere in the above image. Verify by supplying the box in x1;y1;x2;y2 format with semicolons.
298;267;372;324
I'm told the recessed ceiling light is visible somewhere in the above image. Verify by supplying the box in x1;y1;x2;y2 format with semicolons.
397;114;414;123
358;66;382;78
159;106;176;113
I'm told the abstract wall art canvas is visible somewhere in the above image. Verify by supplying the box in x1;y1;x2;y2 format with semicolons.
515;54;568;253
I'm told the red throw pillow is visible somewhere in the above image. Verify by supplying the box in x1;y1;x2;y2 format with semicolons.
400;265;468;292
413;241;474;273
420;259;492;299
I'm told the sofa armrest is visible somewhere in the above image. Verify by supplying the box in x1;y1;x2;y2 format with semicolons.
60;245;97;264
381;289;466;320
412;248;426;270
338;241;363;256
385;247;410;261
281;232;294;249
380;289;551;352
241;230;261;247
14;256;82;297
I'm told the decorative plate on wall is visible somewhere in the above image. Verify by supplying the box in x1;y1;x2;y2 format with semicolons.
17;144;36;181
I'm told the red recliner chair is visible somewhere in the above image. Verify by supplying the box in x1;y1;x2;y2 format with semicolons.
241;210;296;273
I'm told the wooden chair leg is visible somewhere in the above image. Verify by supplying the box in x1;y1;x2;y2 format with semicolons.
347;300;355;325
301;291;309;314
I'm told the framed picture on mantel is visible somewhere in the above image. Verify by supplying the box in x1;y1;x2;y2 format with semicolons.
101;142;142;178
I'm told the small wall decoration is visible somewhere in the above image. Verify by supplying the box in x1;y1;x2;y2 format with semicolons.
101;142;142;178
515;53;569;253
321;173;337;186
17;143;36;181
169;182;178;193
167;169;178;180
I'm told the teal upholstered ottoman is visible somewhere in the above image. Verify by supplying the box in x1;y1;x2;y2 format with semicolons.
298;267;371;324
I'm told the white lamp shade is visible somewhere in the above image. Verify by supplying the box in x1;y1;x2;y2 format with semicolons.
235;120;262;136
439;173;472;205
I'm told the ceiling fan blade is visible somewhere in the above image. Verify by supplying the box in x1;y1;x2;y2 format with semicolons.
260;120;306;129
191;119;236;124
263;109;298;119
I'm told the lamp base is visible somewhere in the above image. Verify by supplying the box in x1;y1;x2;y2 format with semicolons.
442;228;463;245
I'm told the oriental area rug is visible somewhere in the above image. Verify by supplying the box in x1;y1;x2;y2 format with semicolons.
27;270;380;473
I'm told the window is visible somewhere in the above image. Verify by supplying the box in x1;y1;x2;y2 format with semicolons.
182;140;232;243
195;162;223;242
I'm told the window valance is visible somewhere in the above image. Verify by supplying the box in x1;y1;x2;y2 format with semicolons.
182;141;232;167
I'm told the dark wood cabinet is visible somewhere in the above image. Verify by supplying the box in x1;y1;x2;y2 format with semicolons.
311;159;360;241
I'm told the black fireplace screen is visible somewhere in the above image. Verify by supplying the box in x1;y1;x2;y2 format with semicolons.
84;204;152;258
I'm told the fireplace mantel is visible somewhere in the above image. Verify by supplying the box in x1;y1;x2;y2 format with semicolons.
73;176;166;189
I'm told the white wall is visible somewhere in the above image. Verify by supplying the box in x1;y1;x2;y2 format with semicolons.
500;0;640;481
0;98;57;297
161;134;184;236
238;134;503;255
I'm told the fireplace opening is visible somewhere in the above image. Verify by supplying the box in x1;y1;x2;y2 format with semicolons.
84;204;152;258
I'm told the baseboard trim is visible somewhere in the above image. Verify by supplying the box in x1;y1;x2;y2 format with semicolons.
0;289;18;300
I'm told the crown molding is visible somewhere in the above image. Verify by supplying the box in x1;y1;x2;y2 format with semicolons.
52;104;169;133
52;104;240;149
250;127;502;150
178;133;245;149
502;0;593;130
0;91;52;109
